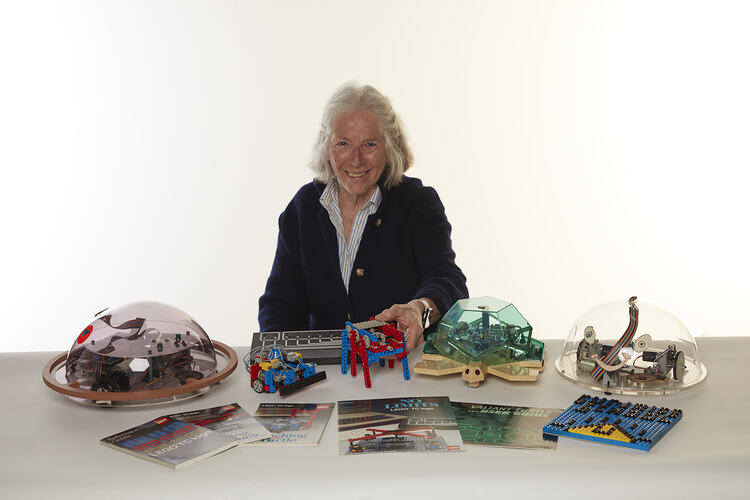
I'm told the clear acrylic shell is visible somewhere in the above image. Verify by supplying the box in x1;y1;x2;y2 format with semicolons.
555;296;707;395
65;301;218;394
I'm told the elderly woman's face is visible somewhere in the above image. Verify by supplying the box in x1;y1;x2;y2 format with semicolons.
329;110;386;202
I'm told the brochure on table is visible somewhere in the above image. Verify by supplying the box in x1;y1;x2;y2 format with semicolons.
338;396;464;455
452;402;563;450
166;402;271;444
100;416;237;470
250;402;335;446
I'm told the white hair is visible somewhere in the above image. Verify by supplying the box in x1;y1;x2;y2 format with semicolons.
309;82;413;189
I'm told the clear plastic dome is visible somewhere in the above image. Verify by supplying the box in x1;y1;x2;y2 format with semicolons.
555;296;707;395
66;301;218;392
43;301;237;406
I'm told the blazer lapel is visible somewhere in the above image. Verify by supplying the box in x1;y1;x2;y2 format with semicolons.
316;206;348;297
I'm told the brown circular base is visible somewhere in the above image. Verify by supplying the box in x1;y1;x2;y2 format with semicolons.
42;341;238;402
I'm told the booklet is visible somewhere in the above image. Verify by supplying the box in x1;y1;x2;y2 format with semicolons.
337;396;464;455
249;402;335;446
100;416;237;469
166;403;271;444
452;402;563;450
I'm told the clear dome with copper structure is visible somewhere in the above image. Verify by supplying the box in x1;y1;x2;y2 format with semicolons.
555;296;707;396
43;302;237;406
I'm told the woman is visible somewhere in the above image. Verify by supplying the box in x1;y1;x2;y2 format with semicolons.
258;83;467;352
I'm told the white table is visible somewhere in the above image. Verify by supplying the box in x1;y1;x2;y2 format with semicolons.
1;338;748;499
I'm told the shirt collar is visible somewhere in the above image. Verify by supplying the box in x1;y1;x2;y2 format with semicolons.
319;182;382;213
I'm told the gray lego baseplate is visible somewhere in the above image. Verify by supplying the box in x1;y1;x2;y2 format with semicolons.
249;329;343;365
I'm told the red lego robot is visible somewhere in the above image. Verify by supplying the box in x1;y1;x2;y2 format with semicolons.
340;320;409;389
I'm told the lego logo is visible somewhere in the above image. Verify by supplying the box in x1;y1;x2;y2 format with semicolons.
77;326;93;344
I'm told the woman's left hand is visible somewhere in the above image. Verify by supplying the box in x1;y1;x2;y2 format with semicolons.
374;302;424;353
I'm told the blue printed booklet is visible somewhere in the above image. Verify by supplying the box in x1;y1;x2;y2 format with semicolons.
100;416;237;469
167;402;271;444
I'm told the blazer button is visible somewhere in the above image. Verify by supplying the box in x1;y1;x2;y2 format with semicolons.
355;268;365;277
375;218;382;227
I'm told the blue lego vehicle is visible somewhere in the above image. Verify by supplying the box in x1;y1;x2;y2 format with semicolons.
247;348;326;396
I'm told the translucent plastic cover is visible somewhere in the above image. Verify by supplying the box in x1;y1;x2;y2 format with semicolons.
433;296;544;366
555;296;707;395
66;302;218;393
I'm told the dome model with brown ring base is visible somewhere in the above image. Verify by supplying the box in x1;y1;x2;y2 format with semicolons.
42;302;237;407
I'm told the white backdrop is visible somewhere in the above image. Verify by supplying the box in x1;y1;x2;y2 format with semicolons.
1;0;748;353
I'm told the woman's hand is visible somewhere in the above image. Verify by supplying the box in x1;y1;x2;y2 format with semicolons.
375;299;434;353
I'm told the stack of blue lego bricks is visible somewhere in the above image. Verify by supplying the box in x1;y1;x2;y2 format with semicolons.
542;394;682;451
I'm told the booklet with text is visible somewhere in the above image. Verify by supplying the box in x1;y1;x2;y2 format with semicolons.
166;402;271;444
337;396;464;455
249;402;335;446
100;416;237;469
452;402;563;450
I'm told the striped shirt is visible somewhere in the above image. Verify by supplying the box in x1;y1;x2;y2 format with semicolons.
319;182;382;292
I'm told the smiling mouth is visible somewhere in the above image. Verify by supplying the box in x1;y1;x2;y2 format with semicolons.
345;170;369;178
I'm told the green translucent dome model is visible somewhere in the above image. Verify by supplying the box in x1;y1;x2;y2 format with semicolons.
415;297;544;387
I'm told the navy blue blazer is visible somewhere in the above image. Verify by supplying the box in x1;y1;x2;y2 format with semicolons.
258;176;468;332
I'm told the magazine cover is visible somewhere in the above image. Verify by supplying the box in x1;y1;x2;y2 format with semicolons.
100;416;237;469
166;403;271;444
452;402;563;450
249;402;335;446
337;396;464;455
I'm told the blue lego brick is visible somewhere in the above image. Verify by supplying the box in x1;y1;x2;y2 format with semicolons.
542;394;682;451
341;325;350;374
